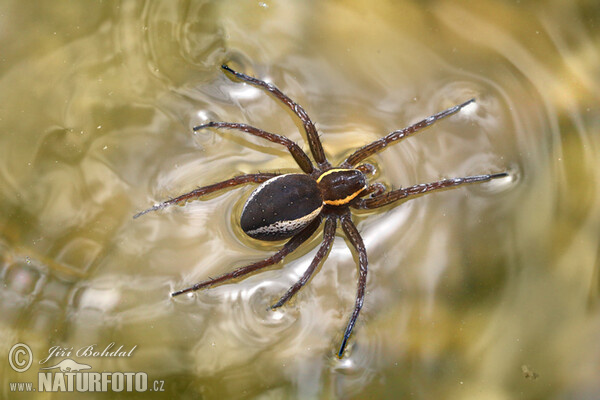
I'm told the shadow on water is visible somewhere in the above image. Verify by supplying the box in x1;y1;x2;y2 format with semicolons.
1;0;599;398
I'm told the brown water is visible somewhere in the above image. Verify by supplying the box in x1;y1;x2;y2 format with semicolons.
1;0;599;399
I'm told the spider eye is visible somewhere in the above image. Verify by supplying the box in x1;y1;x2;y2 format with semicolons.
317;169;367;206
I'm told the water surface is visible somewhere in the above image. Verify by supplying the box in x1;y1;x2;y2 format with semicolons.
1;1;599;399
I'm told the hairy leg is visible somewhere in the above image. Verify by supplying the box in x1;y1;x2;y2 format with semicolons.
356;163;377;175
271;216;337;309
222;64;331;170
352;172;508;210
362;182;386;198
194;122;314;174
342;99;475;167
338;211;368;357
171;217;323;296
133;173;279;219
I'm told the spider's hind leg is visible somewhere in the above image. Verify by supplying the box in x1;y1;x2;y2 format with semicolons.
270;216;337;309
171;216;323;296
133;173;279;219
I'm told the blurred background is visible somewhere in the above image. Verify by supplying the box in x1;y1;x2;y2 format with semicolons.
1;0;599;398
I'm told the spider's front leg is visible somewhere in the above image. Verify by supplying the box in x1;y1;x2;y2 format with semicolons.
342;99;475;168
362;182;386;198
133;173;279;219
352;172;508;210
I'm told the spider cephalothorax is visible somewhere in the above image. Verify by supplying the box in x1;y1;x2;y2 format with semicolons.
135;64;506;357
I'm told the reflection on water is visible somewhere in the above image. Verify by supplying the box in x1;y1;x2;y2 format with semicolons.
1;0;599;398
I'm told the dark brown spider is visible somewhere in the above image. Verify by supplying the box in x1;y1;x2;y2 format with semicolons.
134;64;507;357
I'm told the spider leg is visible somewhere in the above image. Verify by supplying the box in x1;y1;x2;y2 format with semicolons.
221;64;331;170
133;173;279;219
341;99;475;167
171;216;323;296
194;122;314;174
352;172;508;210
338;211;368;358
270;216;337;309
356;163;377;175
363;182;386;198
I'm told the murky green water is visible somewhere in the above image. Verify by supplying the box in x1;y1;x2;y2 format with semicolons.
1;0;599;399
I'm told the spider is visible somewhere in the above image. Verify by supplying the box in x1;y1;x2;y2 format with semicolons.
134;64;507;357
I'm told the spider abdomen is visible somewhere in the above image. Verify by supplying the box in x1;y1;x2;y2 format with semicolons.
240;174;323;241
317;168;367;206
